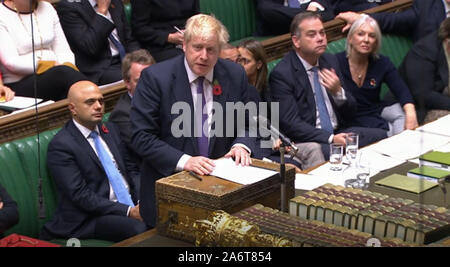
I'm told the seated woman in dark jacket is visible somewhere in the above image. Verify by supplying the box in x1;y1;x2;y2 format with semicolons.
336;14;418;136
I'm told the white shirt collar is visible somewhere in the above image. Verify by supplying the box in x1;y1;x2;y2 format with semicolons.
295;52;318;72
72;119;99;139
88;0;97;8
443;0;450;15
183;57;214;84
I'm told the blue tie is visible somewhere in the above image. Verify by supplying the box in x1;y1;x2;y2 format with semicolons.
195;77;209;157
109;33;126;60
311;67;334;133
90;131;134;207
288;0;301;8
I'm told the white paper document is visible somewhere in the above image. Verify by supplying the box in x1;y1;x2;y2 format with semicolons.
0;96;43;110
358;147;405;171
366;130;450;161
210;158;277;185
416;114;450;137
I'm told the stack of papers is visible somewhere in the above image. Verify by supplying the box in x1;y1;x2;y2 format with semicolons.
366;130;450;161
210;158;277;185
0;96;43;111
416;114;450;137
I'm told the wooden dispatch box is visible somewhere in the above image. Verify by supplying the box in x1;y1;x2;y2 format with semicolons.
155;159;296;243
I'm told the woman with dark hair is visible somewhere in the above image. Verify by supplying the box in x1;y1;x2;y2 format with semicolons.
237;39;270;103
336;14;418;136
0;0;85;101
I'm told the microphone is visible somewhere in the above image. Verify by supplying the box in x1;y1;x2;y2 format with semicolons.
253;115;299;159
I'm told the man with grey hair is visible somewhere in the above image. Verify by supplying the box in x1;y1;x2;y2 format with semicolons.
130;14;257;228
270;12;386;161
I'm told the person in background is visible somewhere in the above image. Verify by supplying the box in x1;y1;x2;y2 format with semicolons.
255;0;335;36
40;81;145;242
270;12;386;162
131;0;199;62
335;15;418;136
237;39;302;171
0;0;85;101
336;0;450;43
109;49;155;176
0;72;14;102
399;17;450;124
0;183;19;239
220;43;240;63
56;0;141;85
330;0;392;15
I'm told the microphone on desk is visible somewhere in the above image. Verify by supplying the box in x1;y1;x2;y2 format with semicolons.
252;115;299;159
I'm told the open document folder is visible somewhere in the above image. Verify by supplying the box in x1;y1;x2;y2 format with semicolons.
210;158;277;185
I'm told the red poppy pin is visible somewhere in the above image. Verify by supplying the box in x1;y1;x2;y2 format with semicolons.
213;79;222;96
370;78;377;87
101;124;109;134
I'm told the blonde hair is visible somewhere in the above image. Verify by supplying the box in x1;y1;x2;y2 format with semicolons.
184;14;229;48
346;14;382;59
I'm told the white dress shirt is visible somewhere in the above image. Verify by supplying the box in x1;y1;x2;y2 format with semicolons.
88;0;120;57
72;119;131;214
296;53;348;143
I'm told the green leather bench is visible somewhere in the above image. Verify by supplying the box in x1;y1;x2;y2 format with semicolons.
0;115;114;247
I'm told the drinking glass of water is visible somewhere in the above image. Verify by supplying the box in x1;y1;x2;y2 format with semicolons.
329;143;344;171
345;133;359;166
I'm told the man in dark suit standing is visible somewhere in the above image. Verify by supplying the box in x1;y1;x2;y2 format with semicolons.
40;81;146;242
399;17;450;124
109;49;155;171
337;0;450;43
130;0;199;62
270;12;386;160
56;0;140;85
130;14;258;228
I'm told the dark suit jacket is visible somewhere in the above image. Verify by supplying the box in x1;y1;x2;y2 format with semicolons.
40;120;140;240
255;0;335;36
109;93;142;170
336;52;414;130
371;0;445;42
330;0;392;14
0;184;19;238
56;0;140;83
130;55;257;227
269;50;357;144
399;30;450;123
130;0;199;61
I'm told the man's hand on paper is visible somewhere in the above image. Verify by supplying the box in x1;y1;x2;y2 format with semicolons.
184;156;216;175
224;146;252;167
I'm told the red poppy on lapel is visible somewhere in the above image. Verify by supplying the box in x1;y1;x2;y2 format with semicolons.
111;3;115;9
370;78;376;87
213;79;222;96
101;124;109;134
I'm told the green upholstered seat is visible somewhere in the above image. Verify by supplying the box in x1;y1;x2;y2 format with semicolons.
267;58;282;75
124;2;132;25
0;113;114;247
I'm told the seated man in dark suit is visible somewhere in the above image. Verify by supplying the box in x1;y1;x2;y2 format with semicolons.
131;0;199;62
255;0;335;36
270;12;387;160
130;14;258;228
336;0;449;43
0;183;19;238
109;49;155;172
56;0;140;85
40;81;146;242
399;17;450;124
